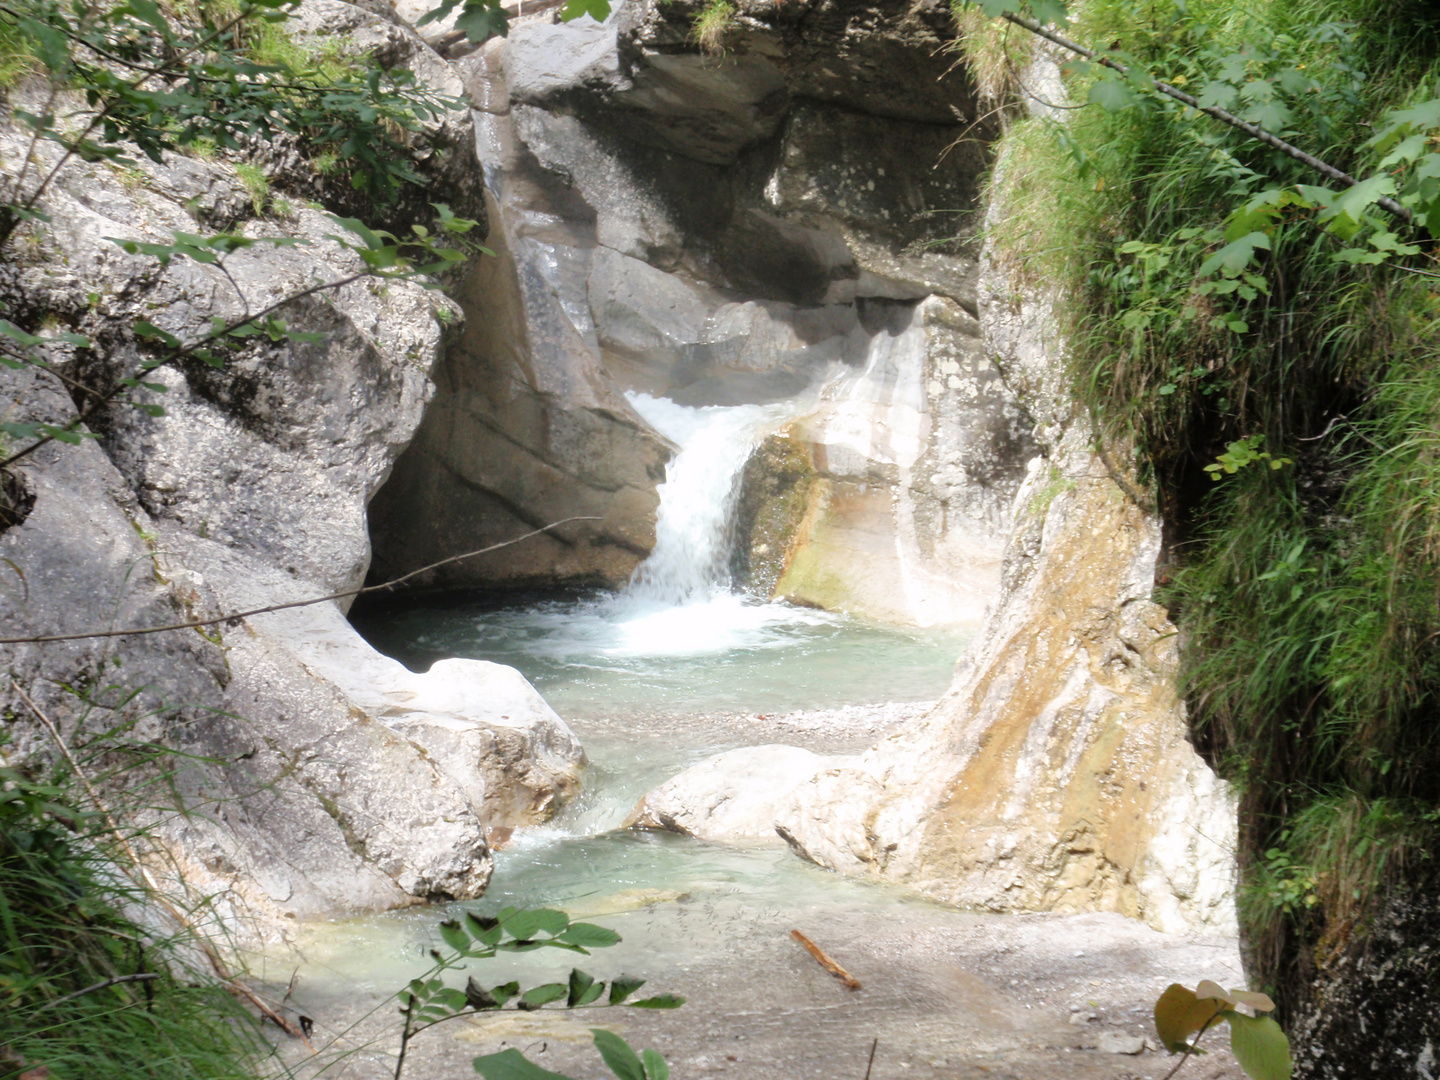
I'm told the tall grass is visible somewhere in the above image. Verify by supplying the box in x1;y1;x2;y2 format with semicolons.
979;0;1440;1013
0;745;269;1080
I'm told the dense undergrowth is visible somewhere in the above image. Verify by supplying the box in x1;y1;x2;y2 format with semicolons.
0;755;266;1080
971;0;1440;1019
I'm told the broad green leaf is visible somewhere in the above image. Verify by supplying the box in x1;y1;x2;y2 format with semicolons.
502;908;568;940
455;0;510;41
559;922;621;949
1320;175;1398;237
590;1029;645;1080
439;919;470;953
608;976;645;1005
1379;133;1429;170
473;1048;573;1080
559;0;611;20
1198;231;1271;278
567;968;597;1008
1195;81;1238;110
466;911;503;946
1028;0;1069;26
416;0;461;26
641;1048;669;1080
465;977;499;1010
1226;1011;1292;1080
1089;77;1138;113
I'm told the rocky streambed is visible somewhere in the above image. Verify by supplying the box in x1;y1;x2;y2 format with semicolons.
261;694;1247;1080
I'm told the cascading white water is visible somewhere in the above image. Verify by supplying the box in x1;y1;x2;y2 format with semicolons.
623;393;797;605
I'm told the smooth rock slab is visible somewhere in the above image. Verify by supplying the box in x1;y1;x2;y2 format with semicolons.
626;744;844;842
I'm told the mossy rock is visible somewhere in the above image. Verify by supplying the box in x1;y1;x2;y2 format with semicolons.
730;428;817;597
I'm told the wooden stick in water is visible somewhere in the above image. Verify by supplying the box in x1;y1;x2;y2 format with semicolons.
790;929;861;990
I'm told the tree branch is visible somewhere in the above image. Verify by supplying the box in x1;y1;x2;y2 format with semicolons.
997;9;1414;223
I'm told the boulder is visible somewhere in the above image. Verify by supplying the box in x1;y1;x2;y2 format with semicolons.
626;744;844;842
0;23;583;929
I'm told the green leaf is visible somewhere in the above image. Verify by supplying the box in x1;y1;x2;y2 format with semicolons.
517;982;568;1009
1088;77;1138;113
558;922;621;949
641;1048;669;1080
455;0;510;41
465;977;499;1010
568;968;599;1008
440;919;470;953
466;911;504;946
608;976;645;1005
1027;0;1068;26
1226;1011;1292;1080
473;1048;574;1080
590;1029;645;1080
558;0;611;21
502;908;568;941
1198;231;1271;278
627;994;684;1010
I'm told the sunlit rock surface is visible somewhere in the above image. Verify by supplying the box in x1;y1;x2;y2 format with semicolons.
773;133;1238;935
626;744;846;841
0;6;580;929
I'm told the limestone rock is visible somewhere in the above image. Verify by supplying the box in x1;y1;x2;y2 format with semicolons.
0;23;582;928
627;744;843;842
367;0;1025;602
771;129;1238;935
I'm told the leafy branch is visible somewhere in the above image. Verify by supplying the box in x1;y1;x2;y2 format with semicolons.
389;906;680;1080
0;205;483;471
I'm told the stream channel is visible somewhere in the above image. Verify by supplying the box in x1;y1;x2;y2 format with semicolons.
267;395;1246;1080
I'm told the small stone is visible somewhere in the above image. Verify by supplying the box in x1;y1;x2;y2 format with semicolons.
1096;1031;1146;1055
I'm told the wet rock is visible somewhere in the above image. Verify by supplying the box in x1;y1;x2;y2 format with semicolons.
627;744;844;842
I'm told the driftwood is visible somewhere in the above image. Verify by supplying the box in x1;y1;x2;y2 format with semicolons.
790;930;861;990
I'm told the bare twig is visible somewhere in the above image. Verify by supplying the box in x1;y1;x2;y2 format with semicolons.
0;517;602;645
863;1037;878;1080
790;929;861;990
995;9;1413;223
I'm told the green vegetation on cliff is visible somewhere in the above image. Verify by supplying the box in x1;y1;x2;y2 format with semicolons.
971;0;1440;1038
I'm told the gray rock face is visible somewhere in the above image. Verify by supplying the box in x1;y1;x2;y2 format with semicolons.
0;11;582;931
770;62;1237;935
366;0;1033;622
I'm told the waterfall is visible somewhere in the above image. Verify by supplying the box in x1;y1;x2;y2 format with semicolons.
623;393;798;606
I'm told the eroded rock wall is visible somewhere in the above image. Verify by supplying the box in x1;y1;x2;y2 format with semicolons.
365;0;1035;621
772;93;1237;933
0;4;581;932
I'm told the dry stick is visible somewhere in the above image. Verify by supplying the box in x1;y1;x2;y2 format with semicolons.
0;517;602;645
863;1037;878;1080
9;681;314;1047
997;9;1414;223
790;930;861;990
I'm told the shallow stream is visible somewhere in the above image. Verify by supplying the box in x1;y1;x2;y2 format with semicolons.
268;397;1245;1080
